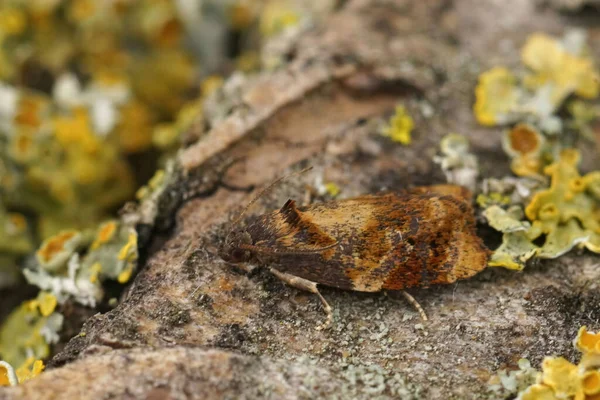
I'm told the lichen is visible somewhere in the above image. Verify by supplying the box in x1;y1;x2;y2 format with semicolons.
0;292;62;374
0;361;18;386
521;32;599;107
433;133;479;191
488;359;539;398
516;327;600;400
259;0;301;37
474;67;521;126
474;30;599;139
381;105;414;145
24;223;139;305
36;230;85;272
486;149;600;270
525;149;600;256
502;123;546;177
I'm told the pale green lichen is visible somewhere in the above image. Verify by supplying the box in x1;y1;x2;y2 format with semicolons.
488;359;539;398
433;133;479;191
25;223;139;306
483;205;531;233
486;149;600;270
0;292;61;374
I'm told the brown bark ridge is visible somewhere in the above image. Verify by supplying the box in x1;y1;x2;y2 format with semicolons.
3;1;600;399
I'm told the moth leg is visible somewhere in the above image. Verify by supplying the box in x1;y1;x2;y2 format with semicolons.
401;291;428;321
269;268;332;330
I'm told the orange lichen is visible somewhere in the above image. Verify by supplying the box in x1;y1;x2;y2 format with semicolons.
90;221;118;250
14;94;48;129
503;123;545;177
36;230;77;265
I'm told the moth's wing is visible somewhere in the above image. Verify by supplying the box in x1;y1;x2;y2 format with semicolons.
259;199;338;249
405;185;473;202
248;199;355;290
379;194;489;290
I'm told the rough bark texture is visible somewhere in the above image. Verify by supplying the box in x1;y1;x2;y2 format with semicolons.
3;0;600;399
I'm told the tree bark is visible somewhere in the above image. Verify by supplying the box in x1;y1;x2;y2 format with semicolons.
2;0;600;399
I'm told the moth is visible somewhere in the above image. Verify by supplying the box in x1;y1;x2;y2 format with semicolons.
219;169;490;328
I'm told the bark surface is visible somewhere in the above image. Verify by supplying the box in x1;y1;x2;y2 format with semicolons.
2;1;600;399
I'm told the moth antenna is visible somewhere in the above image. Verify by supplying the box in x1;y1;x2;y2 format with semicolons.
228;166;313;233
239;241;338;256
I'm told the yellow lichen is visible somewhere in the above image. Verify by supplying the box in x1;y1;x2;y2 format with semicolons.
517;327;600;400
259;0;300;37
324;183;340;197
584;371;600;395
118;232;137;261
521;33;599;106
477;192;512;208
0;8;27;36
519;383;558;400
541;357;583;398
0;361;17;386
488;231;537;271
89;262;102;284
576;326;600;354
474;67;520;126
14;358;44;384
136;170;165;200
117;264;133;284
381;105;414;145
525;149;600;257
28;292;58;317
487;148;600;270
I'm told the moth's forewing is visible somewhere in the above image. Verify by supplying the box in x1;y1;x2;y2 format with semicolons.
244;190;489;292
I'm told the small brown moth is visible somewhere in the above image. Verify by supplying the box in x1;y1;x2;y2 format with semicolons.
219;169;490;328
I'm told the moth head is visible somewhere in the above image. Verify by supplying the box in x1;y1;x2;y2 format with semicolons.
219;229;254;263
